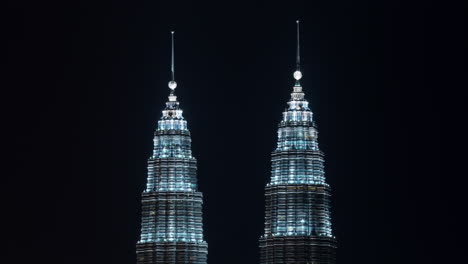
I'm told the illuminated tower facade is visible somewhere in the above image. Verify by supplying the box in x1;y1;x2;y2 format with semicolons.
136;32;208;264
259;21;337;264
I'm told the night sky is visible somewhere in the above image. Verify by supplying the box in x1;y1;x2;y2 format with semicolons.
5;1;466;264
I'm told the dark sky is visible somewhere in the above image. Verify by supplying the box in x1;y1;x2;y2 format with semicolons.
5;1;466;264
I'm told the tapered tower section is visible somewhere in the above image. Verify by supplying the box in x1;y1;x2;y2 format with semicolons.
259;21;337;264
136;32;208;264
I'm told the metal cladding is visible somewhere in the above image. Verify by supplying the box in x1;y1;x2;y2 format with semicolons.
259;83;337;264
136;92;208;264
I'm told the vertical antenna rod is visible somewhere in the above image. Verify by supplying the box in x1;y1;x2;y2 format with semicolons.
293;20;303;83
296;20;300;71
168;31;177;91
171;31;175;82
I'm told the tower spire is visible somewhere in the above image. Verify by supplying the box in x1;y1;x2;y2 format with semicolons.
168;31;177;91
293;20;303;85
296;20;300;71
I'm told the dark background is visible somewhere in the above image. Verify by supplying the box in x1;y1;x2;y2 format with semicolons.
4;1;466;264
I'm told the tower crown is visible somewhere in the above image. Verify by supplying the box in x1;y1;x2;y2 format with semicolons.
282;20;314;124
159;31;187;130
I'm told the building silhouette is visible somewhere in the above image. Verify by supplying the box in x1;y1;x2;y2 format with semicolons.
136;32;208;264
259;21;337;264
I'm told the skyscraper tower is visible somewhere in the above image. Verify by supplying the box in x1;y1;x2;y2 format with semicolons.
136;32;208;264
259;21;337;264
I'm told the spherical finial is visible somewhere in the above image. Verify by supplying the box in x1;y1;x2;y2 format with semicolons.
168;80;177;90
293;70;302;80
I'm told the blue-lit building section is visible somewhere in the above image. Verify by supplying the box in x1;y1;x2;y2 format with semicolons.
259;21;337;264
136;32;207;264
136;92;208;264
264;83;333;237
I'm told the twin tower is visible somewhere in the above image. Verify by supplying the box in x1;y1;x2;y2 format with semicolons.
136;21;337;264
